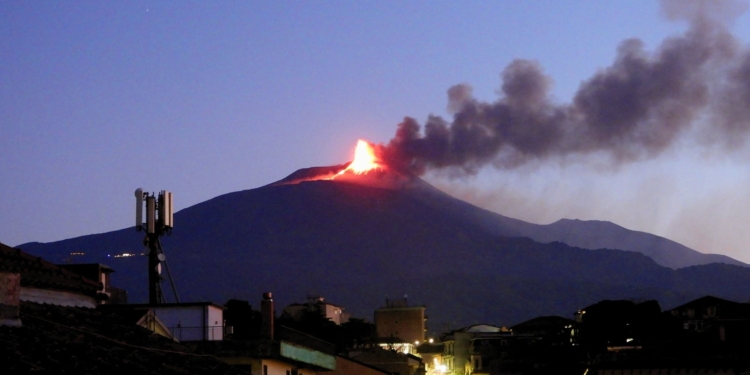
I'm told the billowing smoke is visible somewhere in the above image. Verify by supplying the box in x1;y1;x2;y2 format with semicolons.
379;0;750;175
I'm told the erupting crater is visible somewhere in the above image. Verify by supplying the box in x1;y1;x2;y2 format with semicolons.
272;139;415;189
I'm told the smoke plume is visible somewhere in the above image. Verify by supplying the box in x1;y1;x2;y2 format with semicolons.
379;0;750;175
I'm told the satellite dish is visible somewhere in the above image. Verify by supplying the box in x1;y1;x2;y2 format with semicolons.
156;263;162;274
157;253;166;261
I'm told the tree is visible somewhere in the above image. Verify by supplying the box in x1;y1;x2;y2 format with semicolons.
224;299;262;340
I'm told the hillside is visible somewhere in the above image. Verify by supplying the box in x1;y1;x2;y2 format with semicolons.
518;219;745;269
18;170;750;329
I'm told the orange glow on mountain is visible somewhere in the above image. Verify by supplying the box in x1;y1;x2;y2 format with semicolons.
271;139;412;188
340;140;383;175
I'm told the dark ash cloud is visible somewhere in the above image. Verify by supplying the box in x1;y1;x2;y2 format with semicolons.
379;0;750;175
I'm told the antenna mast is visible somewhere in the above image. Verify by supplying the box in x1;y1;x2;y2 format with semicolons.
135;188;177;305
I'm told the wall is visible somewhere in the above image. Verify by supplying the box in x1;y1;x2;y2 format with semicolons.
452;331;471;375
375;306;425;343
256;359;318;375
258;359;293;375
152;305;224;341
280;341;336;370
322;304;344;325
206;304;224;340
329;356;388;375
0;273;21;327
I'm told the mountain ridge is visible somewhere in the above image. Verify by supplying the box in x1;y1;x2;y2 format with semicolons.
521;218;745;269
15;166;750;329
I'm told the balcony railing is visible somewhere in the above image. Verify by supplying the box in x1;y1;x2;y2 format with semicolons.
171;325;225;341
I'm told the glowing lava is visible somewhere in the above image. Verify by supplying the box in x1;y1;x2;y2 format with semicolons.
272;138;413;189
340;139;383;175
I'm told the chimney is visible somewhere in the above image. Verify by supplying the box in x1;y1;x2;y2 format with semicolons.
261;292;274;340
0;273;22;327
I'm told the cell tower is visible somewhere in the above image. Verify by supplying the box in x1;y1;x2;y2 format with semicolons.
135;188;178;305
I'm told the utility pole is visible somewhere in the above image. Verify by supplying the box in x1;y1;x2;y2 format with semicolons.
135;188;176;305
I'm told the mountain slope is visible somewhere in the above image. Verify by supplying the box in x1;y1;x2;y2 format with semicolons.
401;184;745;269
17;169;750;329
517;219;745;269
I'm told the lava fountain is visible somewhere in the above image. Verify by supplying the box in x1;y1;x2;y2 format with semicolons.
273;139;414;189
338;139;384;175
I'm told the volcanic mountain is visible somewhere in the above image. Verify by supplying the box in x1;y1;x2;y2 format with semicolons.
18;144;750;329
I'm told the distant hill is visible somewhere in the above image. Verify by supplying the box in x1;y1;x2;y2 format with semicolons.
516;219;745;269
376;176;745;270
17;165;750;330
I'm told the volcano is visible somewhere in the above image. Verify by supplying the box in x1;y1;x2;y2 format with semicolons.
17;143;750;329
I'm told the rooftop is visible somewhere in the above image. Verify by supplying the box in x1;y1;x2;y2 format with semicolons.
0;301;246;374
0;241;100;296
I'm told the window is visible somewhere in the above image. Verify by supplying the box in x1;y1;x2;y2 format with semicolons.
263;365;268;375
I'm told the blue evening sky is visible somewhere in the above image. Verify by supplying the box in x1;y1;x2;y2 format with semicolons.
3;1;750;262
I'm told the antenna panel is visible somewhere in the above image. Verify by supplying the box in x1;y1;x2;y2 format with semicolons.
159;190;174;228
135;188;144;231
146;196;156;234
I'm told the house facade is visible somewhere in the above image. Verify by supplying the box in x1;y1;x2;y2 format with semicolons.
374;298;426;355
59;263;127;304
283;295;349;325
669;295;750;343
441;324;508;375
0;242;104;309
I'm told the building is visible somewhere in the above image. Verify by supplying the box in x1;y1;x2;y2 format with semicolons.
510;315;574;345
105;306;176;340
577;297;750;374
668;295;750;343
59;263;127;304
0;241;111;310
283;295;349;325
0;301;244;374
374;298;426;354
417;341;445;375
468;334;529;375
573;299;663;350
586;333;750;374
441;324;508;375
192;292;339;374
102;301;227;341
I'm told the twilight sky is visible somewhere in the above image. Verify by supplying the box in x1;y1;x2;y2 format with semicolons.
3;1;750;263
